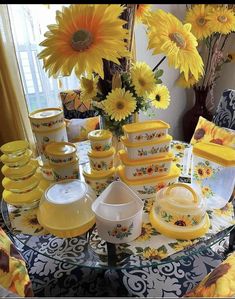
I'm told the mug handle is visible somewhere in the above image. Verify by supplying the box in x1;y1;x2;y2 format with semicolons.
165;183;198;203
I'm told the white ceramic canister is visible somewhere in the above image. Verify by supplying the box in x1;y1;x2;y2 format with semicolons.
33;123;68;162
29;107;64;132
121;135;172;160
122;120;170;143
88;147;115;171
49;158;79;181
118;149;174;180
92;181;144;244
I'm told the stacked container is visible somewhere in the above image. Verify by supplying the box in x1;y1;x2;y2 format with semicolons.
117;120;180;199
29;108;68;163
82;130;116;195
1;140;50;208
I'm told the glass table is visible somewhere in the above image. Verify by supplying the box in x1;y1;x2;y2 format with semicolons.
1;140;234;270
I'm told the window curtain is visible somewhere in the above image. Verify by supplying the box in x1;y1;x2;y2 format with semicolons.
0;5;35;193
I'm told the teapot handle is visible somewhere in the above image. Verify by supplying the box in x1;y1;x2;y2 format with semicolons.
165;183;198;203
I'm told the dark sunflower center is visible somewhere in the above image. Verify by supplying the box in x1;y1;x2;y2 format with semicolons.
116;101;124;110
71;29;93;52
197;17;206;26
155;95;161;102
217;15;228;23
169;32;186;49
174;220;187;226
138;78;146;87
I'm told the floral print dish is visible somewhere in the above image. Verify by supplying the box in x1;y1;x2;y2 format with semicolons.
122;120;170;143
45;142;77;165
88;129;112;151
121;134;172;160
88;147;115;171
50;159;79;181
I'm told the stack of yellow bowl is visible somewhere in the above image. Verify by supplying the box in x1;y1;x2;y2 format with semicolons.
29;108;68;163
1;140;50;208
82;129;116;195
45;141;79;181
117;120;181;199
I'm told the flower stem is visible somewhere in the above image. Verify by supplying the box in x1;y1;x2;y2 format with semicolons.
152;56;166;72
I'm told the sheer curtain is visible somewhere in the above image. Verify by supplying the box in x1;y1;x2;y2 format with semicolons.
8;4;79;113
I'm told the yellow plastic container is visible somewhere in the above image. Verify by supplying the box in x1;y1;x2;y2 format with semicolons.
149;183;210;240
45;142;77;165
49;158;79;181
0;140;29;157
0;149;32;168
117;163;180;199
123;120;170;143
88;129;112;151
1;159;38;180
88;147;115;171
118;149;174;180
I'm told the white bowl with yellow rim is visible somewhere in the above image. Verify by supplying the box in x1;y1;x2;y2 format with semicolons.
29;107;64;132
82;164;116;196
149;183;210;240
37;179;96;238
45;141;77;165
117;163;180;199
88;129;112;151
88;147;115;171
118;149;174;180
0;149;32;168
121;134;172;160
49;158;79;181
1;159;38;181
0;140;29;157
122;120;170;143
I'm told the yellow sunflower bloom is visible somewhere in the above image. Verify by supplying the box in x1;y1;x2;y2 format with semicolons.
103;88;136;122
149;85;170;110
142;247;167;260
204;166;213;178
194;165;207;179
136;222;153;241
144;198;155;213
136;4;152;23
171;240;193;252
202;185;213;198
130;62;156;97
191;116;214;143
80;75;98;104
38;4;129;79
214;202;234;217
209;125;235;146
176;72;198;88
185;4;213;40
207;6;235;34
146;9;204;81
173;142;185;153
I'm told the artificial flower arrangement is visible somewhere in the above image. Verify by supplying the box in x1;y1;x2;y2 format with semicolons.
38;4;204;137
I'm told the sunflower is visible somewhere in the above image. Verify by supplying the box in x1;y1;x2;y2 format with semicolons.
202;185;213;198
176;72;198;88
142;247;167;260
103;88;137;122
136;4;152;23
80;75;98;104
204;166;213;178
185;252;235;297
38;5;129;79
144;198;154;213
214;202;234;217
185;5;213;40
207;6;235;35
149;85;170;110
172;215;192;227
21;211;42;231
130;62;156;96
191;117;214;143
146;9;204;81
173;142;185;153
136;222;154;241
209;126;235;147
170;240;193;251
194;165;206;179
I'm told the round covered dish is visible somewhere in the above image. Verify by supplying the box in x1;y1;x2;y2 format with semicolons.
88;147;115;171
1;149;32;168
88;129;112;151
0;140;29;157
150;183;210;240
37;179;96;237
45;141;77;165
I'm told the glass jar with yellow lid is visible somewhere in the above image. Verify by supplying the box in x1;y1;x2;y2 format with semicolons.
88;129;112;151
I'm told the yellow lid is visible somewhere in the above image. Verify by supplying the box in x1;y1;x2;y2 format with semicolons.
83;165;116;179
1;159;38;178
117;163;180;185
88;147;115;158
193;142;235;166
118;149;174;166
123;120;170;134
45;142;77;156
3;186;43;205
121;134;172;148
29;107;62;119
88;129;112;141
1;149;32;164
0;140;29;155
2;172;42;192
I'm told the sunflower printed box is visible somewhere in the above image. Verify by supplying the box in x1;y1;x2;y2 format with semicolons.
191;142;235;210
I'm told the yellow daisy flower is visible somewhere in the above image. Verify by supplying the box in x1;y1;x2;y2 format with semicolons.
80;75;98;104
146;9;204;81
185;252;235;297
185;5;213;40
228;53;235;62
130;62;156;97
207;6;235;34
149;85;170;110
136;4;152;23
176;72;198;88
38;4;129;79
103;88;137;122
142;247;167;260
